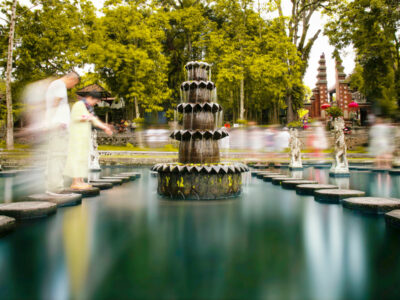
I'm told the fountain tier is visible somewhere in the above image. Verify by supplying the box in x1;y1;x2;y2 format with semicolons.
153;61;248;200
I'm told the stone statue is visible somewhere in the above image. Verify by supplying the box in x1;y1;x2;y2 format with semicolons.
329;118;349;176
89;129;101;171
289;128;303;169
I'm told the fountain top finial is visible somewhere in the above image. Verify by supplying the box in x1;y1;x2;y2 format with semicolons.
185;61;211;70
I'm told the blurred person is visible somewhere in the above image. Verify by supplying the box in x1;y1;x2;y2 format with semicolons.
274;127;290;152
45;71;80;194
369;117;394;168
20;77;54;143
64;92;113;190
307;121;328;157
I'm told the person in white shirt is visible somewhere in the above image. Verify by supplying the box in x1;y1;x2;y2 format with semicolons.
45;71;80;194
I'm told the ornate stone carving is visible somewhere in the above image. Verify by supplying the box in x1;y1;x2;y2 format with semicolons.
289;128;302;169
89;129;101;171
329;118;349;176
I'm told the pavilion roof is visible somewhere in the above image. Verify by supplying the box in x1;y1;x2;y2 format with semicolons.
76;84;113;100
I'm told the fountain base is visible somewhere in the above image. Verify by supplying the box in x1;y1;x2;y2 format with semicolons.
153;163;248;200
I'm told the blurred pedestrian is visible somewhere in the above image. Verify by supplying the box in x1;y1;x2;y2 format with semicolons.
369;117;394;168
64;91;113;190
45;71;80;194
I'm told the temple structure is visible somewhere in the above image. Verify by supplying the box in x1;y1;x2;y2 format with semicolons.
306;53;371;124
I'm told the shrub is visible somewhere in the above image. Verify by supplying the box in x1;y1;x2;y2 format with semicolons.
326;106;343;119
236;119;248;125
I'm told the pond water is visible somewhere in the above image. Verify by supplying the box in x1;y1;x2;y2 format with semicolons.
1;167;400;300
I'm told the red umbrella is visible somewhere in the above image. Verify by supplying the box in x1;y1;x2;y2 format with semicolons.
348;101;359;108
321;103;331;110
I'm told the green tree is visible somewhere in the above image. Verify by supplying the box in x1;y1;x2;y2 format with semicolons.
325;0;400;116
87;1;171;119
268;0;340;121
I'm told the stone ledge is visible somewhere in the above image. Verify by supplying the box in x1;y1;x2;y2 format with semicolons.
90;179;122;186
90;182;113;190
25;193;82;207
61;187;100;197
0;215;16;236
271;176;292;185
342;197;400;214
314;189;365;203
0;202;57;219
385;210;400;229
262;174;285;182
282;180;319;189
296;184;338;196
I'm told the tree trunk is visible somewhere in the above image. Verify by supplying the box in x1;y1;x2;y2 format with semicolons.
134;96;140;119
286;93;295;123
5;0;17;150
239;77;245;120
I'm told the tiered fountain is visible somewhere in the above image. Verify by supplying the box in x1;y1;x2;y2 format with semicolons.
152;61;248;200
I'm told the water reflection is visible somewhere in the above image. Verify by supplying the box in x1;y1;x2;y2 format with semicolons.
1;168;400;299
329;177;350;189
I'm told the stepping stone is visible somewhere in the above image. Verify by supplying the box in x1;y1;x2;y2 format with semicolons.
371;168;389;173
314;189;366;204
350;166;370;171
254;164;269;169
385;210;400;229
90;179;122;186
389;169;400;175
0;202;57;219
25;193;82;207
342;197;400;214
61;187;100;197
257;172;275;179
289;166;304;170
90;182;113;190
281;180;318;190
119;172;141;178
262;174;284;182
0;171;17;177
0;216;16;236
115;174;136;181
329;172;350;177
314;165;331;169
272;177;295;185
296;184;338;196
102;176;129;183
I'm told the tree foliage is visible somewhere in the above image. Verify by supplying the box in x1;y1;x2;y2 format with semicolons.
325;0;400;116
2;0;397;127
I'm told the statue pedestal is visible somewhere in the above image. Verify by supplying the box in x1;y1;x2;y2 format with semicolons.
329;167;350;177
289;165;303;171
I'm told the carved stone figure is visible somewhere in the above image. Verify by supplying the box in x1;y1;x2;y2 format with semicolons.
89;129;101;171
329;118;349;176
289;128;303;169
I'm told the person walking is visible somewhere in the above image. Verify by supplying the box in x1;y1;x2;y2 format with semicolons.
63;91;113;190
45;71;80;194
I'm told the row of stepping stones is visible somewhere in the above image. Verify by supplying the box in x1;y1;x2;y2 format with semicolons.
251;169;400;230
0;171;141;237
248;163;400;174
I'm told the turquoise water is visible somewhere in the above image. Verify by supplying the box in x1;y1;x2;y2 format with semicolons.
1;167;400;300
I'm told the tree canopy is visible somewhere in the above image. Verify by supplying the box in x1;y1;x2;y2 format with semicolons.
325;0;400;116
1;0;397;129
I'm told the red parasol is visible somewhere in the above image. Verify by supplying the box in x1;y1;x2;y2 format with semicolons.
321;103;331;110
348;101;359;108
